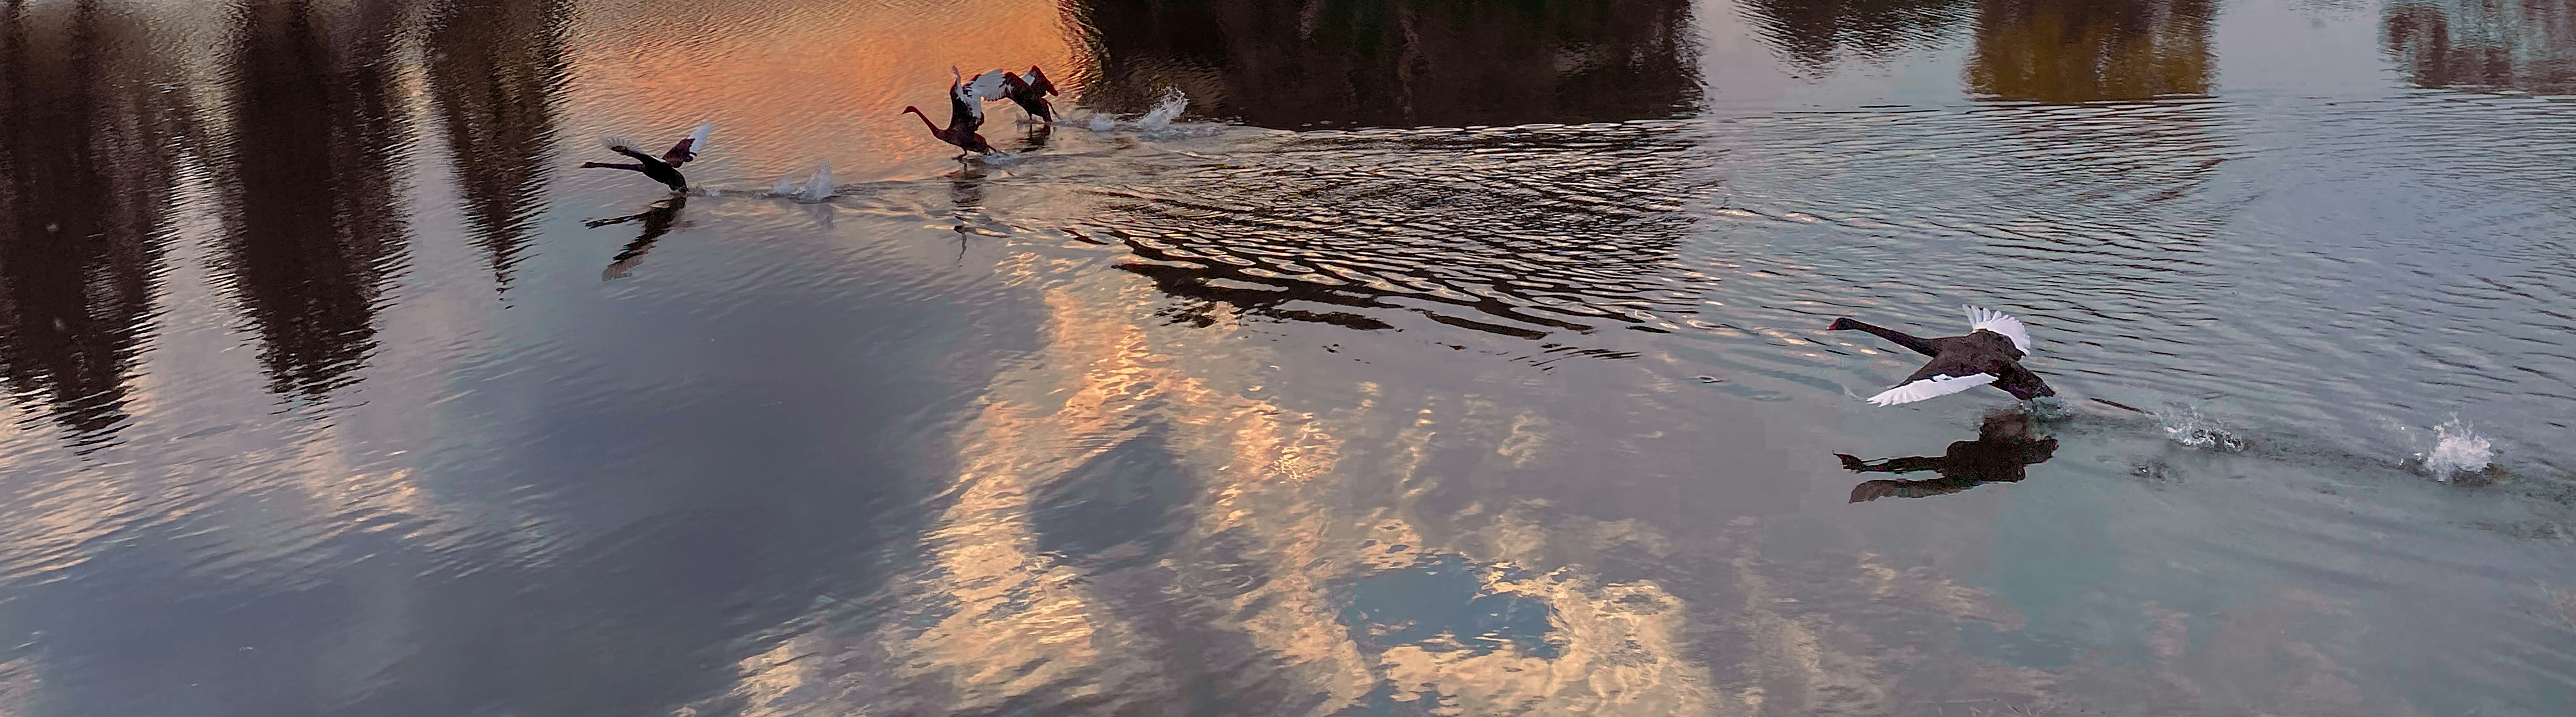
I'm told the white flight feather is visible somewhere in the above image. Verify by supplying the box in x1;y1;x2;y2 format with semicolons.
682;121;712;155
963;69;1010;101
1867;373;1996;406
1963;305;2032;354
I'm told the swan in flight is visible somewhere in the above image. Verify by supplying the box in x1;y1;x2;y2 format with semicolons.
1828;306;2054;406
580;121;711;192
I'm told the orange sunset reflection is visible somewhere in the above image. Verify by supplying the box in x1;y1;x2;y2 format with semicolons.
565;0;1087;179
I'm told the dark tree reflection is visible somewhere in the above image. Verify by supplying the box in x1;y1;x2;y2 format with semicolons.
2384;0;2576;94
215;0;413;399
0;0;191;441
424;0;570;292
1075;0;1699;128
1967;0;2215;102
1737;0;1969;74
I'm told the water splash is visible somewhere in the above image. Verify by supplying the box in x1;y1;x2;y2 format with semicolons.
2417;417;2495;481
769;161;835;202
600;135;635;151
796;161;834;202
1137;88;1188;131
2152;403;2244;452
1074;89;1191;134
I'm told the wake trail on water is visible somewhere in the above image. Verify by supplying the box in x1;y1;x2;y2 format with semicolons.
2087;395;2516;486
2151;402;2248;452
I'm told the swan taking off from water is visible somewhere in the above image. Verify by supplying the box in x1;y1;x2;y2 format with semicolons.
998;65;1058;124
904;67;1002;154
1829;306;2054;406
580;121;711;192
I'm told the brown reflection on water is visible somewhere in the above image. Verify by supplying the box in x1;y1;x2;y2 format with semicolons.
572;0;1078;175
1076;0;1699;128
1967;0;2214;102
2384;0;2576;93
424;0;569;291
214;0;413;399
0;1;191;440
1736;0;1969;73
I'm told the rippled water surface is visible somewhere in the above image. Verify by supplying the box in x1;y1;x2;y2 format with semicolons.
3;0;2574;714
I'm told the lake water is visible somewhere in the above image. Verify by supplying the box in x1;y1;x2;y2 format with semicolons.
2;0;2573;714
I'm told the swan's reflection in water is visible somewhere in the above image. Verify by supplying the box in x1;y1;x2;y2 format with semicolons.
1839;412;2058;502
592;196;685;280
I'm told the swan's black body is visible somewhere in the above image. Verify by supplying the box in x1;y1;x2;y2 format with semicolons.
904;84;993;154
582;124;708;192
1001;66;1058;123
1829;314;2055;402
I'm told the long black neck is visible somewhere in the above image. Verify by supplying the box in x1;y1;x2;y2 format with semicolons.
1834;319;1940;357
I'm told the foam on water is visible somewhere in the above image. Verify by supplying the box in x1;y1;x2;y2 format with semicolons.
2417;417;2495;481
2153;403;2246;452
798;161;834;201
1072;89;1192;135
770;161;835;202
1137;88;1188;131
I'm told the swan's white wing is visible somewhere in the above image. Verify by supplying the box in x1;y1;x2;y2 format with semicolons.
684;121;711;153
662;121;712;165
964;69;1010;101
1867;373;1996;406
1963;305;2032;354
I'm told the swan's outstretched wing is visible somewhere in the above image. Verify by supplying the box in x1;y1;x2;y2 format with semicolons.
962;69;1010;101
1024;65;1056;95
1867;373;1996;406
663;122;712;165
947;68;987;128
947;88;982;132
1963;305;2032;354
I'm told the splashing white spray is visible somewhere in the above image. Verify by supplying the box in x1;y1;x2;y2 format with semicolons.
770;161;835;202
2417;417;2494;481
796;161;834;202
1137;87;1188;131
2152;403;2244;452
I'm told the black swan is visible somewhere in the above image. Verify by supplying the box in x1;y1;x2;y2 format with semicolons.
580;122;711;192
1829;306;2054;405
999;65;1058;124
904;67;1001;154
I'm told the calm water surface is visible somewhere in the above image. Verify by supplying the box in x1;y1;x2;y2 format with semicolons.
2;0;2574;714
